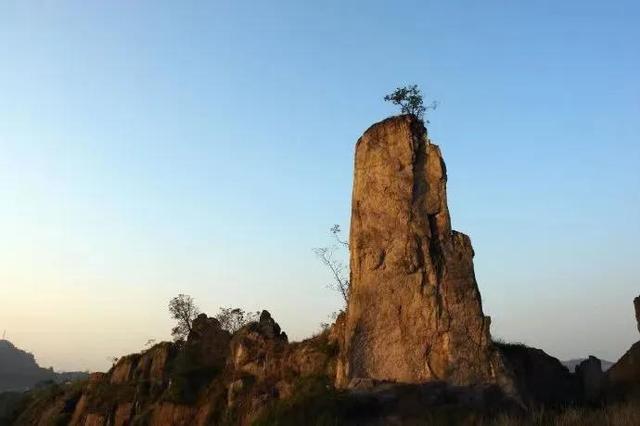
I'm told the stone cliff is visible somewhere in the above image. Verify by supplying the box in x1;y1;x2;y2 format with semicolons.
337;115;516;395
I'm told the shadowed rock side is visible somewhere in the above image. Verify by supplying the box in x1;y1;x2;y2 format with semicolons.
494;341;581;407
605;294;640;401
337;115;517;397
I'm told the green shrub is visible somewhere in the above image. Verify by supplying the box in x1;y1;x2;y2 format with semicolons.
164;348;221;404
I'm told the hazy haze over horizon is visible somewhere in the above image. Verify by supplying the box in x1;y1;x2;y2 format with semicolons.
1;1;639;372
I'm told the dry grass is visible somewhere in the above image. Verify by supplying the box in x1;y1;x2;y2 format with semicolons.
490;401;640;426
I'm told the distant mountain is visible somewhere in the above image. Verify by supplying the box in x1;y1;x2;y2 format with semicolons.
0;339;87;392
562;358;614;373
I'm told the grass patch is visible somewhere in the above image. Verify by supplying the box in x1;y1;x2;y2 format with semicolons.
489;400;640;425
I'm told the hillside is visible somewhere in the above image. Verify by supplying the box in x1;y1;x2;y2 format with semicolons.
0;339;87;392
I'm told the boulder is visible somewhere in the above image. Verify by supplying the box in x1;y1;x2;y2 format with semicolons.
337;115;517;398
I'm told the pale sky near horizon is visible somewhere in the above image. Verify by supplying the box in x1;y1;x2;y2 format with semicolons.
1;1;638;372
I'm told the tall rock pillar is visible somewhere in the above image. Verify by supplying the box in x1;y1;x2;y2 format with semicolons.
337;115;515;393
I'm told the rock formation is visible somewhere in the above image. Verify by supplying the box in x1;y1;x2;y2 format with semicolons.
186;313;231;371
14;114;627;424
495;341;581;407
634;296;640;335
605;294;640;400
11;311;341;426
575;356;605;404
337;115;516;396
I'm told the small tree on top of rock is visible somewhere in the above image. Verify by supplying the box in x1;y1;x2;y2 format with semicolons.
215;307;260;334
169;294;200;341
384;84;437;122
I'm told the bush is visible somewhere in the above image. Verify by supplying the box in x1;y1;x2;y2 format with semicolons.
164;348;221;404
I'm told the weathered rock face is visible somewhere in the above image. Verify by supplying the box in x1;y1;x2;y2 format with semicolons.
229;310;288;380
109;342;175;385
338;115;515;395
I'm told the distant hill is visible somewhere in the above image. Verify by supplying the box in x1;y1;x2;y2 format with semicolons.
562;358;614;373
0;339;87;392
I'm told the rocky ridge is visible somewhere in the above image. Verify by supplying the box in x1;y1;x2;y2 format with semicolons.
9;115;636;425
13;311;340;425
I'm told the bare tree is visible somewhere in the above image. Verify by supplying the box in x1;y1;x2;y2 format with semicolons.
330;224;349;248
314;224;350;304
169;294;200;341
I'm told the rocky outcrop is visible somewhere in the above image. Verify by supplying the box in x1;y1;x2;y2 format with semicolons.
12;310;343;426
229;311;288;380
186;313;231;371
337;115;516;397
606;295;640;401
575;356;605;404
607;341;640;399
495;341;580;407
109;342;175;385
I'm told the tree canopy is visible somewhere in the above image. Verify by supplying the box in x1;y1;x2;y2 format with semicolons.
384;84;437;121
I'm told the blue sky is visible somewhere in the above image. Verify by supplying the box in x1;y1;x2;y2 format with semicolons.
0;1;638;371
